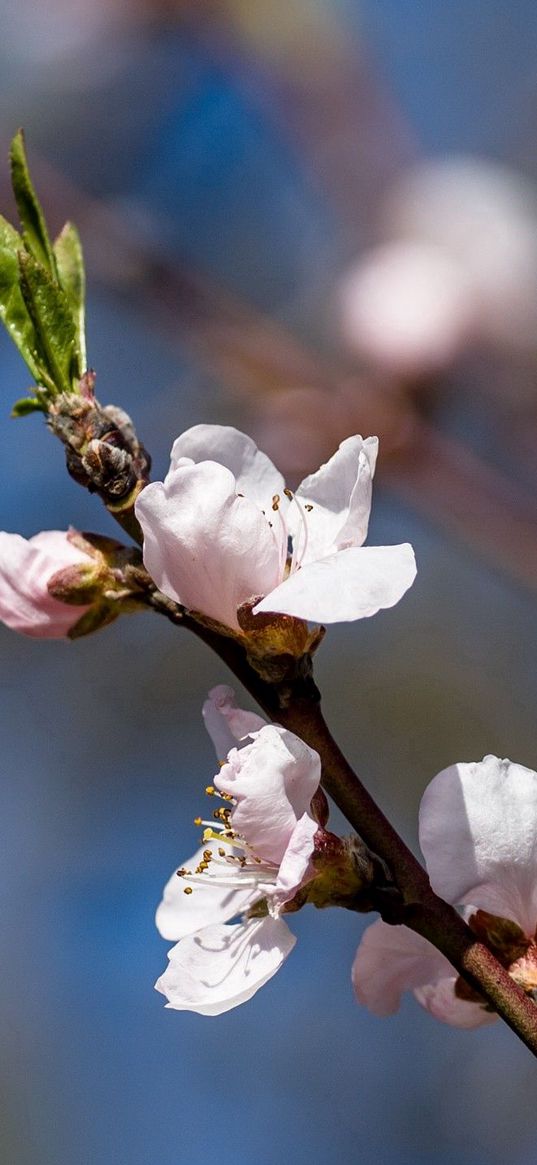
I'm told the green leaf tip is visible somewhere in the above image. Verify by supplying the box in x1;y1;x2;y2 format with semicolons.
0;131;88;408
10;129;57;277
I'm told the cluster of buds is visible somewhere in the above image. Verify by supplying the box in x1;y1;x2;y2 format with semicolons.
48;372;151;526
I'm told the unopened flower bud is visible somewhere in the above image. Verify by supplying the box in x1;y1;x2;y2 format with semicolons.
0;530;95;638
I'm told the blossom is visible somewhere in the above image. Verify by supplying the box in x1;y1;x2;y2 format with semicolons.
0;530;93;638
352;755;537;1028
135;424;416;631
155;686;321;1015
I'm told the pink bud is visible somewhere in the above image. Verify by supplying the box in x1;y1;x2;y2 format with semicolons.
0;530;93;638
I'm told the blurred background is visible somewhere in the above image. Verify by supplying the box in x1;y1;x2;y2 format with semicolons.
1;2;537;1162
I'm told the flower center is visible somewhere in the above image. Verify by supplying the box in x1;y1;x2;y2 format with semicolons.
176;784;278;899
270;489;313;577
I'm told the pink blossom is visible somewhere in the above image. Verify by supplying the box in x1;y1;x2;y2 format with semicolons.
0;530;93;638
155;688;321;1015
352;756;537;1027
135;424;416;631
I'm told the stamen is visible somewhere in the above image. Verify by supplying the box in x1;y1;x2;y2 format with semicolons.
287;490;310;571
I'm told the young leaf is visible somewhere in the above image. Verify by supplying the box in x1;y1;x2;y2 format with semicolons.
10;130;57;278
11;395;46;417
0;214;50;385
18;250;77;394
54;222;86;374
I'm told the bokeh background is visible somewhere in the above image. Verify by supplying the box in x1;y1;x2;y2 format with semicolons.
1;2;537;1162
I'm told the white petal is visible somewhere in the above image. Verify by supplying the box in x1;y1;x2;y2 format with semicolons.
415;979;497;1029
215;724;321;865
353;920;495;1028
420;756;537;935
135;461;282;631
202;684;267;762
155;918;296;1015
294;435;378;562
169;424;285;513
352;919;454;1015
272;812;318;908
155;843;259;941
254;543;416;624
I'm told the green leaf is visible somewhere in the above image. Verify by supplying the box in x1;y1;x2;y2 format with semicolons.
54;221;86;375
10;130;57;277
0;214;50;385
11;395;46;417
18;250;77;394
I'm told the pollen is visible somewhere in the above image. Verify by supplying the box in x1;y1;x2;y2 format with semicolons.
183;886;193;896
305;504;313;512
205;785;216;796
193;816;202;827
272;493;280;511
284;487;293;499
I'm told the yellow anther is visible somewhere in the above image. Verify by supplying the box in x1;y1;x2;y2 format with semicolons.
218;848;226;857
203;849;213;861
205;785;215;796
193;816;202;827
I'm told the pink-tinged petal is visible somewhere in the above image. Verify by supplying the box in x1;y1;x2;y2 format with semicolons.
169;424;285;513
294;436;378;563
415;979;497;1029
202;685;267;762
215;724;321;865
155;842;259;941
254;543;416;624
135;461;283;631
352;919;454;1016
420;756;537;935
156;917;296;1015
272;812;318;908
30;530;92;565
0;531;91;638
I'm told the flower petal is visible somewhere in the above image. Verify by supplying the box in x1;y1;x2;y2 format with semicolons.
414;978;497;1029
169;424;285;513
272;812;318;908
420;755;537;935
0;531;91;638
135;461;282;631
215;724;321;865
155;842;259;941
254;543;416;624
202;685;267;762
352;919;454;1015
352;920;494;1028
294;435;378;562
155;918;296;1015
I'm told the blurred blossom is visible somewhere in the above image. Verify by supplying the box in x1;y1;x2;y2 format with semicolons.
340;157;537;374
340;240;474;376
